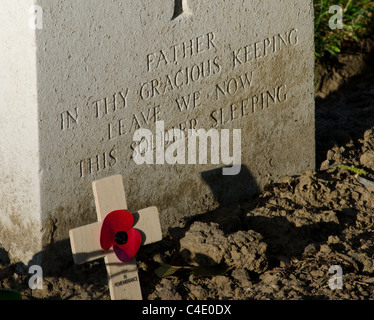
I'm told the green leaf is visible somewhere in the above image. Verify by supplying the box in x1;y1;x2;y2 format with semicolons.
155;264;186;278
0;289;22;300
325;47;337;55
329;45;341;53
333;164;368;176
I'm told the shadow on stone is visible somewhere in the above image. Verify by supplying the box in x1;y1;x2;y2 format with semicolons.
201;165;259;208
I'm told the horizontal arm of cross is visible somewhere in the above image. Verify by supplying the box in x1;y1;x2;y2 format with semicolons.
69;206;162;265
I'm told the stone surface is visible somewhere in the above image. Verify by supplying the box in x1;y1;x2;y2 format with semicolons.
0;0;315;265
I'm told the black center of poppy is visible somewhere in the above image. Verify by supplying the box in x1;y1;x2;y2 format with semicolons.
114;231;128;245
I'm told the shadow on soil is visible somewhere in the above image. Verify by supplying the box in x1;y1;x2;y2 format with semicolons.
315;44;374;167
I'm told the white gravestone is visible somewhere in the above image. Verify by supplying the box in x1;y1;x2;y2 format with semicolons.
0;0;315;266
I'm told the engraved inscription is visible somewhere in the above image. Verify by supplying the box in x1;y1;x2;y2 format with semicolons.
108;106;161;140
232;29;298;68
175;90;201;111
146;32;217;72
55;28;302;178
78;147;117;178
60;108;78;130
215;72;253;100
140;57;221;100
211;84;288;126
114;275;138;287
93;90;129;118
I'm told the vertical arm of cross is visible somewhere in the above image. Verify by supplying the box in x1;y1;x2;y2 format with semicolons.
92;175;127;222
92;175;141;300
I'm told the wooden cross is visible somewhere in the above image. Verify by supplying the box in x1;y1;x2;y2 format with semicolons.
172;0;191;20
69;175;162;300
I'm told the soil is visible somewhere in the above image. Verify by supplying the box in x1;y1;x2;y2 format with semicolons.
1;38;374;301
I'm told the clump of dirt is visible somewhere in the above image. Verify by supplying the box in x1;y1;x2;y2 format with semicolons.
0;38;373;300
179;221;268;273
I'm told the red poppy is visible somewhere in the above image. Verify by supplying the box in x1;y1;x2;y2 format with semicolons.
100;210;142;263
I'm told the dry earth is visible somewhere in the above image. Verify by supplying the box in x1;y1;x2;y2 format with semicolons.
0;38;373;300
